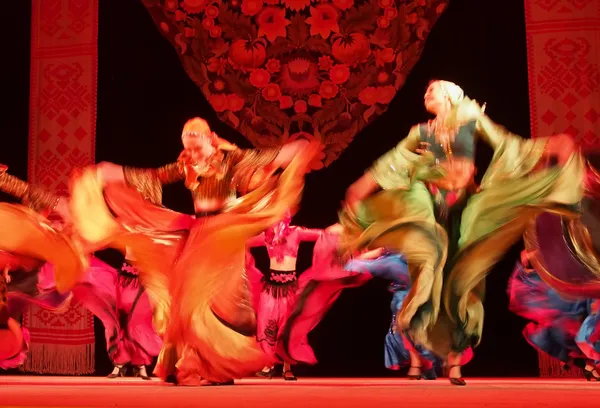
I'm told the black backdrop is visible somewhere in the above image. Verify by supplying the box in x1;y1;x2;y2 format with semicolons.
1;0;538;377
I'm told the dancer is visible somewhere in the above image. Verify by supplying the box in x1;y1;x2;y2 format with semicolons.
508;249;600;381
70;258;162;380
289;80;583;385
0;165;160;377
246;212;321;380
68;117;318;385
517;160;600;379
345;248;441;379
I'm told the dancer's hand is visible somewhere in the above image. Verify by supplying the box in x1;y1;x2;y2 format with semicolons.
325;223;343;234
0;164;7;173
96;162;125;185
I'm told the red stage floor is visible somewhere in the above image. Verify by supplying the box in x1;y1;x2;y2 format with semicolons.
1;376;599;407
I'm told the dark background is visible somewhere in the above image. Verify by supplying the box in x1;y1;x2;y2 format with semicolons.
1;0;537;377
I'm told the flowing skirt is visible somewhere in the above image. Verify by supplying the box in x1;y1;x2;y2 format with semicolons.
68;143;318;384
70;260;162;366
277;233;371;365
508;261;599;364
339;134;584;357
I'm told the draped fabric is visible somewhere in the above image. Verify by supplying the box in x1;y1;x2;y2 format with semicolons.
525;0;600;377
140;0;449;170
24;0;98;374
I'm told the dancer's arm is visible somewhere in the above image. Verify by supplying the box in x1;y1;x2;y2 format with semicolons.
297;227;322;242
0;165;60;213
346;126;422;209
97;161;185;205
247;233;265;248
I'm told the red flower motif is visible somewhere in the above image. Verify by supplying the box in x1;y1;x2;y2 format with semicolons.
358;87;378;106
377;85;396;104
166;0;178;11
184;27;196;37
262;83;282;101
377;71;390;84
257;7;291;42
378;0;394;8
207;57;227;75
280;58;320;95
242;0;264;16
265;0;280;4
227;94;245;112
332;0;354;10
384;7;398;20
175;10;187;22
417;0;427;6
282;0;311;11
250;69;272;88
294;100;308;113
209;94;228;112
205;5;219;18
306;5;340;39
213;79;226;91
266;59;281;73
318;56;333;71
373;47;395;67
181;0;208;14
209;26;222;38
308;94;322;107
407;13;418;24
279;95;294;109
202;18;215;29
329;64;351;85
377;16;390;29
319;81;339;99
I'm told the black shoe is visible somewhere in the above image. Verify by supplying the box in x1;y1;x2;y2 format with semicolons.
583;368;600;382
107;365;126;379
133;365;151;380
407;366;422;380
283;370;297;381
422;367;437;380
448;364;466;386
256;367;275;379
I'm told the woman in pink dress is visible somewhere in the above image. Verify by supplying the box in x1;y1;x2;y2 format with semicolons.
246;212;321;380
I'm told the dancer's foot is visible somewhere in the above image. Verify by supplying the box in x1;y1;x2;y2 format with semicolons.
407;366;422;380
583;364;600;382
283;370;297;381
107;365;126;379
199;379;235;386
256;366;276;379
448;365;466;386
134;365;151;380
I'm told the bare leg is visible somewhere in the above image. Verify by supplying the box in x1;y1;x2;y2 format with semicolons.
283;362;297;381
407;348;422;379
447;352;466;386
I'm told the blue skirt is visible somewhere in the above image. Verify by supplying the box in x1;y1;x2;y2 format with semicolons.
345;253;439;373
508;261;599;364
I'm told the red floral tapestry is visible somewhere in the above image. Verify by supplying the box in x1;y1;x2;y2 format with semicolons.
142;0;448;169
525;0;600;377
24;0;98;374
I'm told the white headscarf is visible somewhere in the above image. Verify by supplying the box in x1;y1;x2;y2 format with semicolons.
436;80;465;106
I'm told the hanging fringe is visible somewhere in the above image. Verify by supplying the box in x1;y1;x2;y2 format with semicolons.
20;343;95;375
537;351;581;378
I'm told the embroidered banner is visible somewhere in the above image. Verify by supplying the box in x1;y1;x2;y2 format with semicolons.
141;0;449;170
525;0;600;149
24;0;98;374
525;0;600;377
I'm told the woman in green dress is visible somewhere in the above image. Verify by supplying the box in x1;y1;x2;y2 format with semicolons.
337;80;584;385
